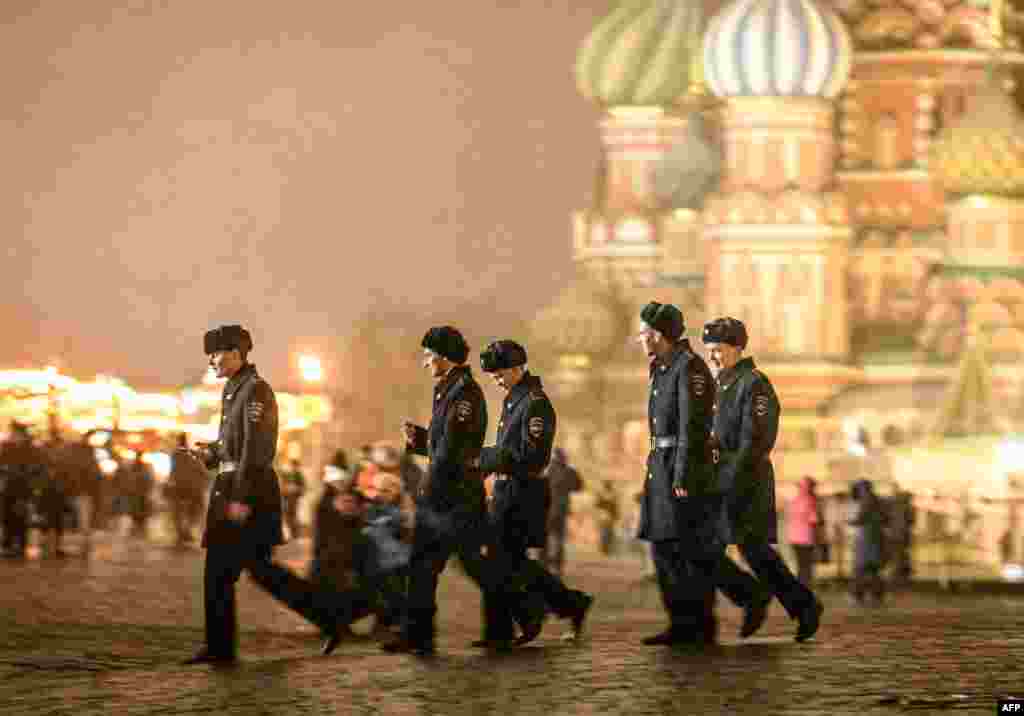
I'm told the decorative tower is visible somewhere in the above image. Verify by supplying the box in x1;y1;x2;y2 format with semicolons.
831;0;1024;357
921;69;1024;421
573;0;717;303
701;0;856;412
530;0;721;478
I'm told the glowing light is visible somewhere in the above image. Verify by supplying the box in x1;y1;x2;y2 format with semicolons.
142;451;171;480
298;354;323;384
99;459;118;476
996;438;1024;476
616;218;651;242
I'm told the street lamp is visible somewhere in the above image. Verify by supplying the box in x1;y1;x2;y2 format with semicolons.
298;354;323;385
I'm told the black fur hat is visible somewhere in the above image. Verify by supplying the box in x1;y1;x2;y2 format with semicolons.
480;340;528;372
204;325;253;355
421;326;469;364
639;302;685;341
701;317;748;350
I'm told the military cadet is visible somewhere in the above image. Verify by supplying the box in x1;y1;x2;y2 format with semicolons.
383;326;506;655
476;340;593;646
702;317;824;643
183;325;350;665
636;302;736;646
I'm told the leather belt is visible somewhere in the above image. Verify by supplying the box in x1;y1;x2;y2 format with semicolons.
217;461;239;475
650;436;678;449
493;472;543;482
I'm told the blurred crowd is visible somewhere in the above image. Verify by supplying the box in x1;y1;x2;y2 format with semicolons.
0;417;978;608
0;421;587;584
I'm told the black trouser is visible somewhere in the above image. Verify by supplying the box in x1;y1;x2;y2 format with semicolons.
713;550;763;608
719;539;815;619
404;506;509;644
203;541;368;658
497;529;585;622
792;544;817;587
650;539;721;633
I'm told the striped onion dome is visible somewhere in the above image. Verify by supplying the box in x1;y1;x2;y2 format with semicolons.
575;0;704;107
703;0;852;99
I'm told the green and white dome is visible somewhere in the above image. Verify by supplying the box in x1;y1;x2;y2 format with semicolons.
576;0;704;108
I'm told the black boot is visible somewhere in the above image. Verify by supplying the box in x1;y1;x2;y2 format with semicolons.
512;591;547;646
562;592;593;642
795;598;823;643
641;627;691;646
382;610;435;656
740;593;772;638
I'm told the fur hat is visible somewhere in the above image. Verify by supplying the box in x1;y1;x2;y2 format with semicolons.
701;317;748;350
640;302;685;341
480;340;528;372
204;324;253;355
421;326;469;364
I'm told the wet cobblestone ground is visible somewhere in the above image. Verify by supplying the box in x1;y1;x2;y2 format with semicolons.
1;534;1023;716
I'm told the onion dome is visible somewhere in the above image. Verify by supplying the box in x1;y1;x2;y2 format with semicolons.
703;0;852;98
575;0;704;107
931;77;1024;197
529;279;626;358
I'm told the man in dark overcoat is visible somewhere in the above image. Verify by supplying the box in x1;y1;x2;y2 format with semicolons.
703;317;823;642
635;302;735;645
183;325;352;665
383;326;506;655
477;340;592;646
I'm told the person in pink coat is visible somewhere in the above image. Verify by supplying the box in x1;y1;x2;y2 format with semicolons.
786;477;822;587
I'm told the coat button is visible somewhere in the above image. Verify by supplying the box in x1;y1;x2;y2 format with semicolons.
652;417;658;424
653;389;658;396
647;473;652;480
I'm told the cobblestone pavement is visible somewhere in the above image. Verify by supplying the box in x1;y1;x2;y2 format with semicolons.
1;534;1022;716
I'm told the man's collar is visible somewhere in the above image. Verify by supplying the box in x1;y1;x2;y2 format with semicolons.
225;362;255;391
651;340;689;370
507;371;539;403
716;356;754;387
437;364;469;391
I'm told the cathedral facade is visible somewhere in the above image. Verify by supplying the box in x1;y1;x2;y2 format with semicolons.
529;0;1024;509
